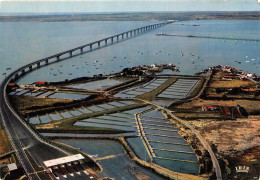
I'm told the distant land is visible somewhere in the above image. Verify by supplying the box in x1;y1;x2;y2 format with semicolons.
0;11;260;22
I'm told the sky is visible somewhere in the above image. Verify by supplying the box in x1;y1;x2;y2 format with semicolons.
0;0;260;14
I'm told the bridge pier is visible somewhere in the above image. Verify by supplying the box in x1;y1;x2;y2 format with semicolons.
21;69;25;74
15;74;19;79
70;51;73;57
45;59;48;65
90;44;93;51
29;65;32;71
126;32;128;38
111;37;114;43
98;41;101;48
117;35;119;41
121;34;124;39
56;56;60;61
37;62;40;68
105;39;107;45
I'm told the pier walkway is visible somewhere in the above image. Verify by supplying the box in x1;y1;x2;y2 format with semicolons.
157;33;260;42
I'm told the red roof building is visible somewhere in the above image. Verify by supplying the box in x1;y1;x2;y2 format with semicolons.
202;106;218;111
35;81;47;86
8;83;16;87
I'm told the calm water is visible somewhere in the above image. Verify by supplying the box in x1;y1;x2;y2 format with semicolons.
57;139;163;180
1;20;260;84
65;78;130;90
1;20;259;177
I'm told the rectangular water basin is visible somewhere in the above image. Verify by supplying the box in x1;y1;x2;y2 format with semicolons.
110;113;135;119
48;113;63;121
59;111;73;119
146;135;186;144
65;78;129;91
98;115;136;123
74;122;136;131
141;110;166;119
69;110;83;116
82;118;135;126
97;104;116;110
48;93;89;100
114;93;135;98
119;101;137;105
126;137;151;161
133;89;152;93
24;91;43;97
143;128;180;137
108;102;127;107
37;91;52;98
15;90;29;96
157;94;185;99
142;123;178;130
124;91;144;96
149;141;194;153
87;106;105;112
154;149;197;162
140;116;168;123
39;114;51;123
154;158;199;175
78;107;92;114
124;107;151;114
29;116;40;124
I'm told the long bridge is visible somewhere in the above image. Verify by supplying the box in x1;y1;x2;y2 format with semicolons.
0;21;172;179
9;22;172;81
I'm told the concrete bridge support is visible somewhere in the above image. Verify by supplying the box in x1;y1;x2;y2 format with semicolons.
7;22;170;85
15;74;19;79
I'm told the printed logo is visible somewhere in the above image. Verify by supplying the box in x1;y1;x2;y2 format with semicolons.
235;166;249;173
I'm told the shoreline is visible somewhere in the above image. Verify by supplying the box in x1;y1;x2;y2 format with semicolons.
1;12;260;22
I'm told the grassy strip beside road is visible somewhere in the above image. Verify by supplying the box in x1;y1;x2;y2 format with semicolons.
0;129;13;154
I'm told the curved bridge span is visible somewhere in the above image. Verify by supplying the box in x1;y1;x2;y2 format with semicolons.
0;21;172;179
10;22;172;81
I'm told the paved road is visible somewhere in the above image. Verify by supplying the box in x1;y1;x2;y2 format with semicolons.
0;75;94;179
136;98;222;180
0;22;172;179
